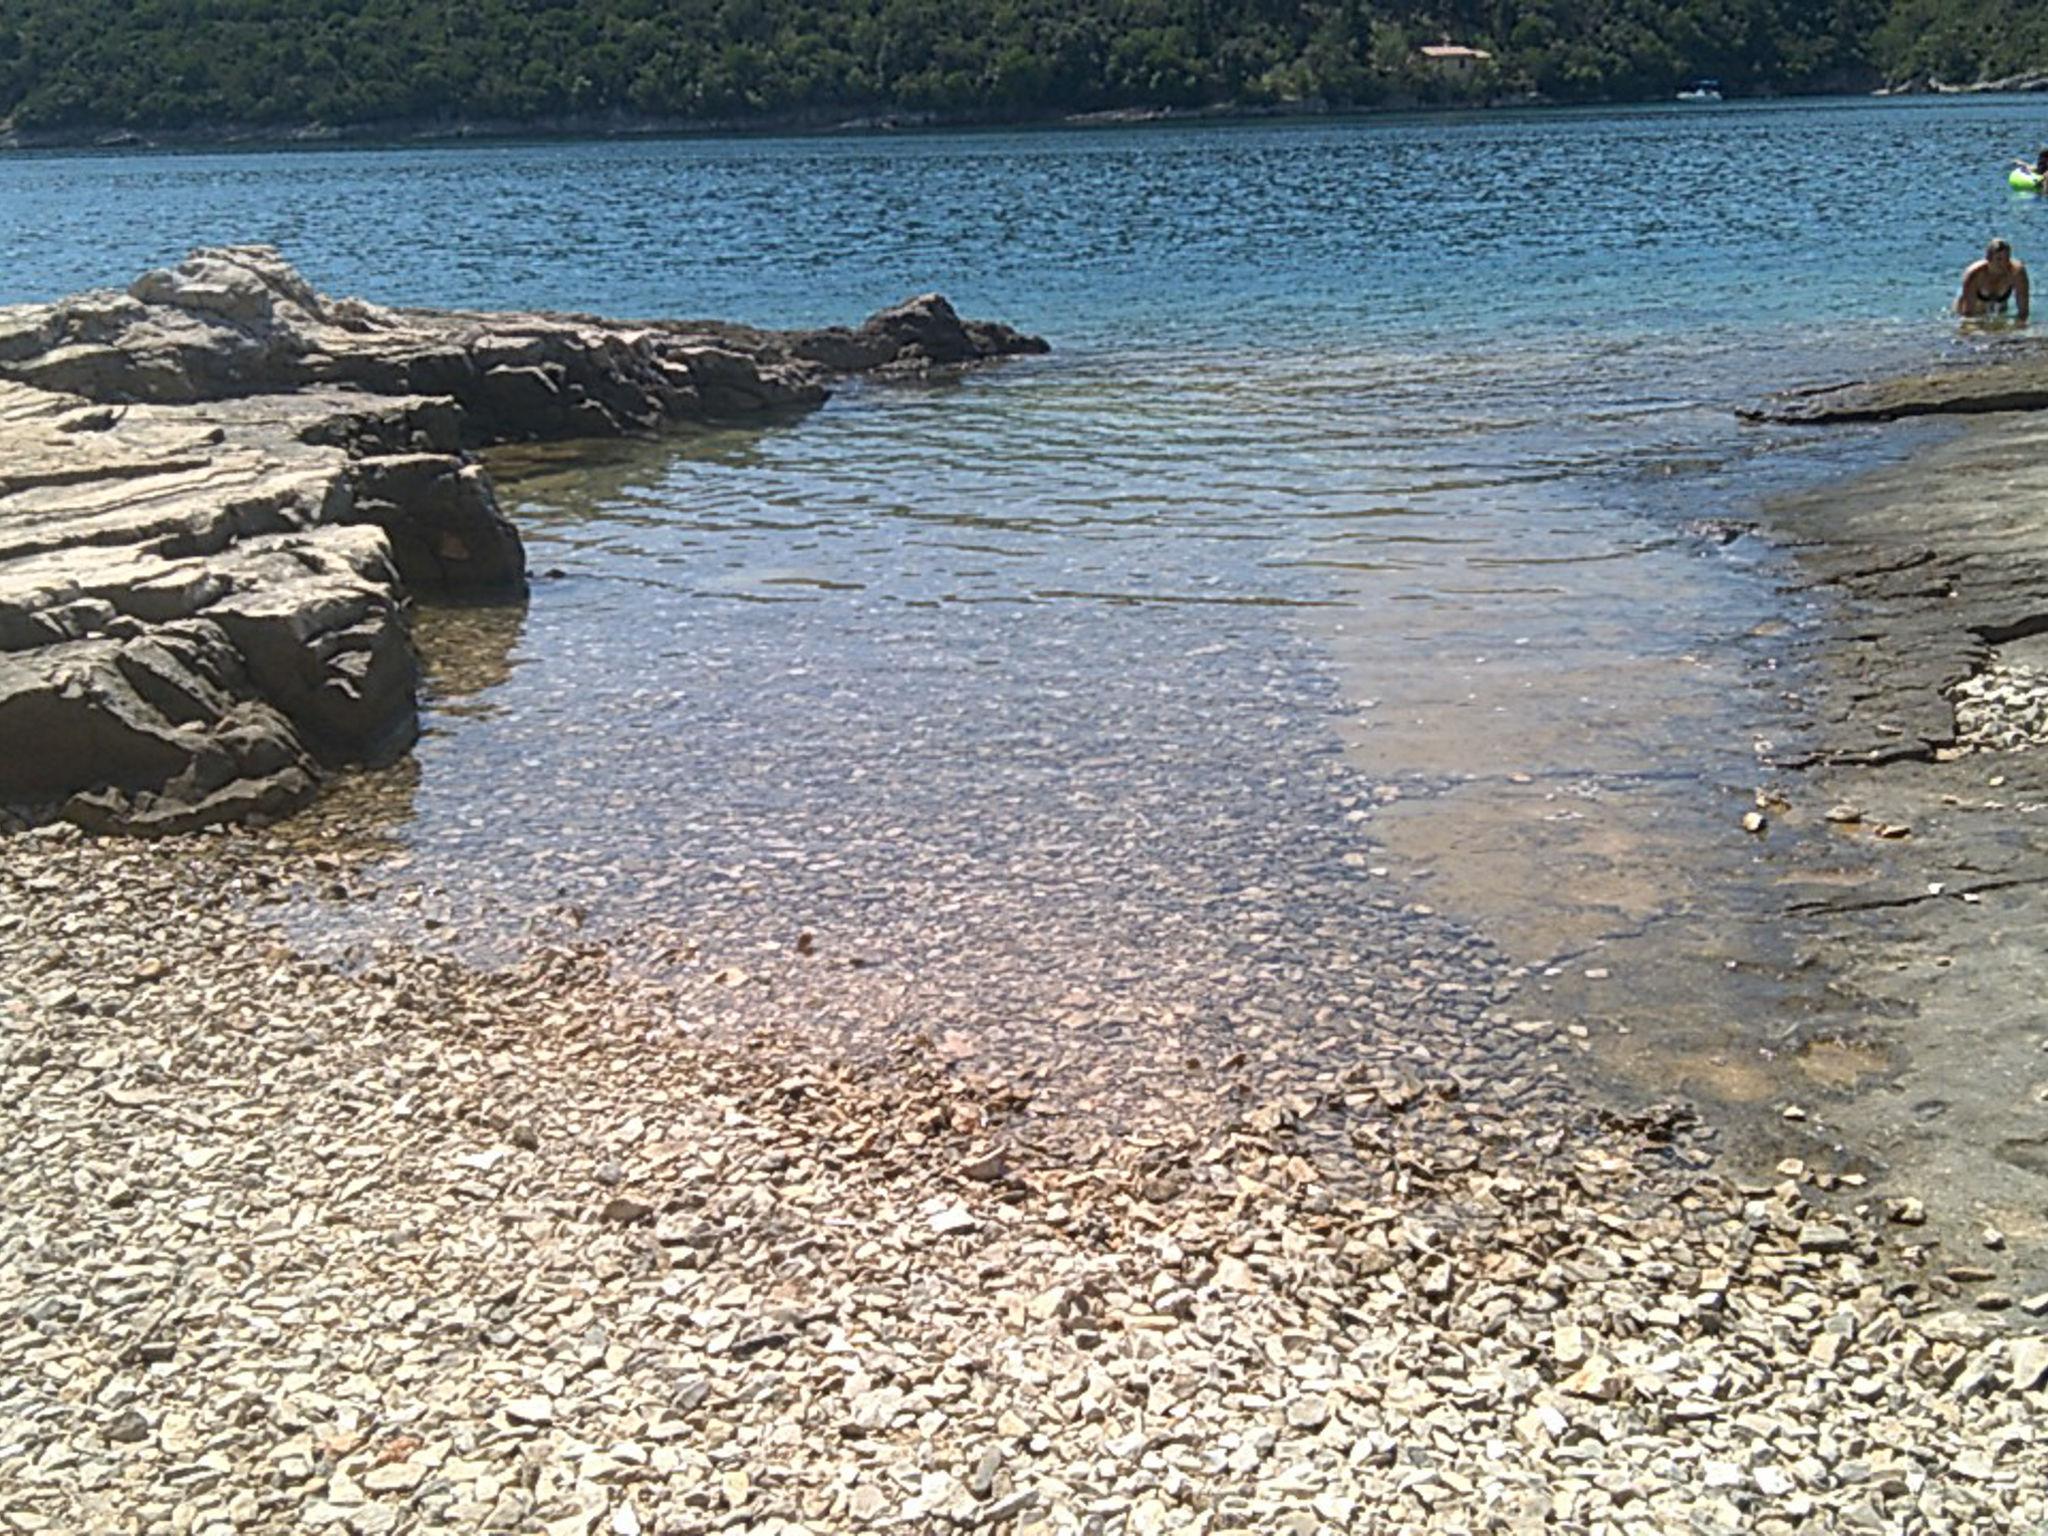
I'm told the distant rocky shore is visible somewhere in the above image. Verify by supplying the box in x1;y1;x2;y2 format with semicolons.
0;247;1045;835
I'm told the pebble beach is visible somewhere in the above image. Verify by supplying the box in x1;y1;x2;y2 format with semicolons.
5;824;2046;1536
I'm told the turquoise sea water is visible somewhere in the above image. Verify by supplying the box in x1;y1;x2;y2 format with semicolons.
7;98;2046;1105
9;96;2048;342
15;101;2048;553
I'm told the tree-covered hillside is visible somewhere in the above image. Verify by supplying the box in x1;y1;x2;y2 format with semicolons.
1875;0;2048;87
0;0;1986;136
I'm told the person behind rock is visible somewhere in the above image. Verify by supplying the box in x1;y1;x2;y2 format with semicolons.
1957;238;2029;321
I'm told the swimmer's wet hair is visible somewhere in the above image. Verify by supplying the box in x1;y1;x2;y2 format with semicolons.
1989;237;2013;257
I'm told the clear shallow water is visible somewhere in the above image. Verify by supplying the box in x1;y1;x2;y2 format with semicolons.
11;98;2045;1121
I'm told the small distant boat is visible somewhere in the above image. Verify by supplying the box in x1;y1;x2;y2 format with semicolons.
1676;80;1724;103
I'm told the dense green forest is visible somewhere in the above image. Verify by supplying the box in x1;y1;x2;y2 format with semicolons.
0;0;2023;136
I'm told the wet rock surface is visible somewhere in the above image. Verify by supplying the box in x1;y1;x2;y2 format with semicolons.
1700;417;2048;1285
0;247;1045;834
3;824;2045;1536
1745;344;2048;425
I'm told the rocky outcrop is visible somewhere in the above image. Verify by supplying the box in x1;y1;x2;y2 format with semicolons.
0;380;473;833
0;248;1046;833
783;292;1053;374
0;246;1045;436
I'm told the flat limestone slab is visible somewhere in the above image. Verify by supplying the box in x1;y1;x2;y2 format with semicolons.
1746;348;2048;424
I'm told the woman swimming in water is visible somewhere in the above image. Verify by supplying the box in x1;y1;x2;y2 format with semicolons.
1957;238;2030;321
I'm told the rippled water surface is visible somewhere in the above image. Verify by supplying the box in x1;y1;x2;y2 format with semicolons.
12;98;2046;1124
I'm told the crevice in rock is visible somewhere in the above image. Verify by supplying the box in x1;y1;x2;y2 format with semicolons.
1784;874;2048;917
1971;611;2048;646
